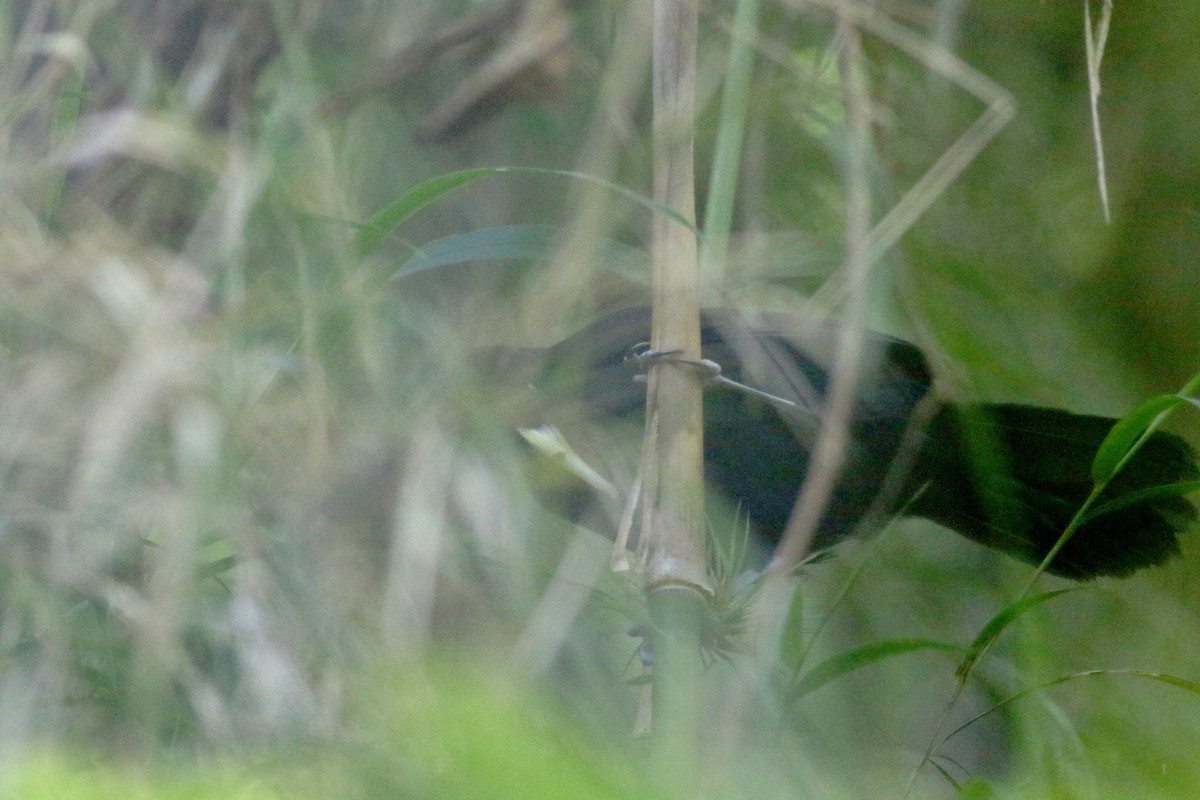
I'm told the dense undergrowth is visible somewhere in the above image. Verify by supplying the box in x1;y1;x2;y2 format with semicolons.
0;1;1198;798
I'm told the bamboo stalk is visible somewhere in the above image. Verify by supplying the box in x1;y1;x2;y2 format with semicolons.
645;0;706;595
644;0;708;780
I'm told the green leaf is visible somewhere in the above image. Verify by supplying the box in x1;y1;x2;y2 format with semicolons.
393;224;649;279
356;168;503;257
1080;478;1200;524
956;588;1078;681
1091;394;1192;484
355;166;697;258
396;224;563;275
943;669;1200;746
789;638;961;701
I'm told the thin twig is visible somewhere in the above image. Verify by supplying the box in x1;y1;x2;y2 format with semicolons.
769;13;874;572
1084;0;1113;222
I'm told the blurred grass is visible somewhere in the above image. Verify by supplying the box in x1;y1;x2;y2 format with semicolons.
0;0;1196;798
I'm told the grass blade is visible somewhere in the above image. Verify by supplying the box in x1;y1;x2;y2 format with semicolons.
392;224;649;279
790;638;961;702
356;166;697;258
1091;394;1193;484
955;589;1078;681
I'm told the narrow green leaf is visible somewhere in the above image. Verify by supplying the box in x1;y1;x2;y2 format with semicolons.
701;0;760;282
355;168;502;257
396;224;563;275
943;669;1200;746
198;554;238;579
355;166;697;258
956;589;1078;681
1037;668;1200;698
1091;394;1189;483
1080;478;1200;524
790;638;961;701
45;61;86;228
392;224;649;279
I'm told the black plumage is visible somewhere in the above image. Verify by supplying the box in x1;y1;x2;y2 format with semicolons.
505;307;1197;579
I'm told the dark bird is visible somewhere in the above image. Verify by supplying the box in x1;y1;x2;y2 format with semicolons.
496;307;1198;580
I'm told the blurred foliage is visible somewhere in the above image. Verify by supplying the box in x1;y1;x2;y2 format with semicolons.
877;3;1200;407
0;0;1196;798
0;754;281;800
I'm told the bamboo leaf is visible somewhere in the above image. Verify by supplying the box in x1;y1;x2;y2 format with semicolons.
956;589;1078;681
943;669;1200;746
790;638;961;701
1091;394;1190;484
1080;479;1200;523
356;168;502;257
393;224;648;279
356;166;697;258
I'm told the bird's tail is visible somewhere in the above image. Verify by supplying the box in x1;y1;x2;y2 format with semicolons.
911;404;1198;579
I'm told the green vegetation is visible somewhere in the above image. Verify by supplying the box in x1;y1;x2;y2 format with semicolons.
0;1;1197;797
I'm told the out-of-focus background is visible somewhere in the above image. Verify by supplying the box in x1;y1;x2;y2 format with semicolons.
0;1;1197;797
